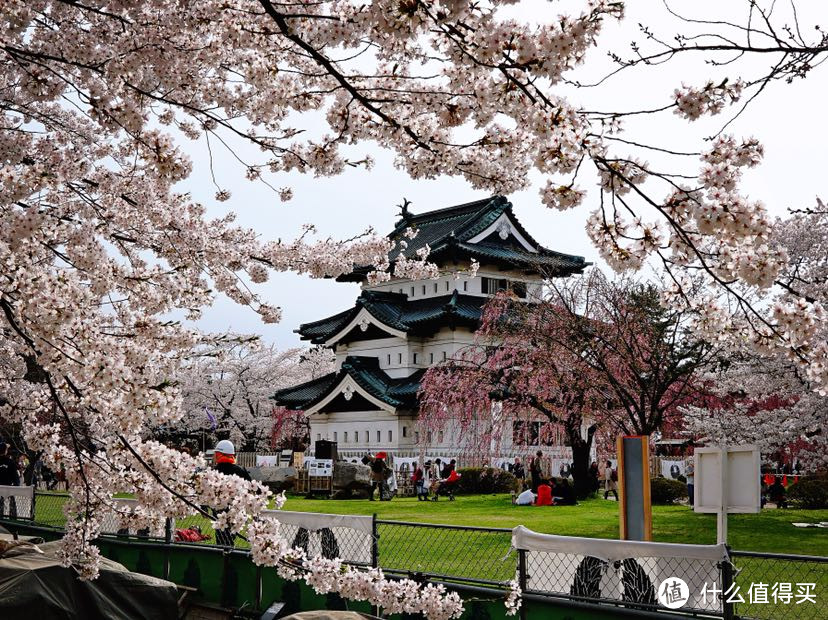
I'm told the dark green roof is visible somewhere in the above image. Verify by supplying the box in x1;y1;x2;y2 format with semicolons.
297;289;487;344
272;356;424;411
338;195;588;282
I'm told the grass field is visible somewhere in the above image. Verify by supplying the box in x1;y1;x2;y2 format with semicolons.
280;494;828;556
27;491;827;618
32;491;828;556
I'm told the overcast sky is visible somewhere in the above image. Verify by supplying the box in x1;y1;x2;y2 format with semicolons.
175;1;828;349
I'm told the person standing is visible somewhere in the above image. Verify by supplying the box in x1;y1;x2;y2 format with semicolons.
366;453;391;501
212;440;250;546
512;457;525;483
588;461;600;494
0;443;21;518
685;457;695;506
412;462;426;500
603;460;618;501
529;451;543;493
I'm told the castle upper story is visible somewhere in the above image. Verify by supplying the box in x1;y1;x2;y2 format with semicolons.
273;196;589;417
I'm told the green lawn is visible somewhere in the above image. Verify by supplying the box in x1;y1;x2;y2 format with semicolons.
27;491;827;618
280;494;828;557
32;491;828;556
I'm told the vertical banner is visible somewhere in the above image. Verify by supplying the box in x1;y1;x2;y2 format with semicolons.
617;435;652;541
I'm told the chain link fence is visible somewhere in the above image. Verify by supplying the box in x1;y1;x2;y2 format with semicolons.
5;490;827;619
376;520;514;585
731;550;828;620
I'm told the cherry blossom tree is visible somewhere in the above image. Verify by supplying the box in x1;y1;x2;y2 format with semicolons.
2;0;828;613
419;271;712;497
560;272;715;438
681;207;828;469
172;339;334;451
420;290;610;498
681;351;827;469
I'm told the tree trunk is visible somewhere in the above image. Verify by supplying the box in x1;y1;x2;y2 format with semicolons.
566;420;597;500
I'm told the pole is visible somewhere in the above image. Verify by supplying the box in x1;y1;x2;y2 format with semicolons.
517;548;528;620
721;546;735;620
717;446;728;545
163;517;172;580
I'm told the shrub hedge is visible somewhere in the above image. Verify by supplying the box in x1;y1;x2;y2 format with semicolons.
454;467;520;495
650;477;688;504
788;477;828;509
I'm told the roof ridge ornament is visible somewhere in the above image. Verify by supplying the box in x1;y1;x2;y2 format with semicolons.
396;197;412;224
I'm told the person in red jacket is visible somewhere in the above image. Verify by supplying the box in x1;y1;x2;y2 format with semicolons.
535;480;553;506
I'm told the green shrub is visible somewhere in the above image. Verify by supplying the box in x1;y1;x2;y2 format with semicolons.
455;467;520;495
788;478;828;509
650;477;688;505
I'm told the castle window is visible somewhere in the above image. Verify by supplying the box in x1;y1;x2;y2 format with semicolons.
402;426;407;437
422;284;426;295
427;431;433;443
376;430;381;442
415;431;420;443
442;351;447;361
365;430;369;442
413;353;418;364
333;432;337;441
463;280;468;291
388;430;393;441
445;281;449;291
344;431;348;443
387;354;391;365
482;277;508;294
317;433;321;441
398;353;402;364
430;352;434;364
433;282;438;293
438;430;444;443
410;286;414;297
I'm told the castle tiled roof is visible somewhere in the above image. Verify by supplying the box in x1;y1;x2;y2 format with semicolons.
272;356;423;411
296;289;487;344
337;195;588;281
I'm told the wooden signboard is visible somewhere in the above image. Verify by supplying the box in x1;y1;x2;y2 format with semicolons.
617;435;652;541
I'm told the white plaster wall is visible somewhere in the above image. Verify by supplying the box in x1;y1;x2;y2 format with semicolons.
309;411;418;453
333;327;479;376
363;263;544;301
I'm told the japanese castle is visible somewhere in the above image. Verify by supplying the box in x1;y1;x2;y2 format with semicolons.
273;196;589;458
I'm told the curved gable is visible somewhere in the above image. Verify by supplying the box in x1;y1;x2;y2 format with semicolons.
323;307;407;346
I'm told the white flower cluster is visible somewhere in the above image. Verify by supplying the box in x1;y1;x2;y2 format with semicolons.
674;79;745;120
505;579;522;616
247;517;463;619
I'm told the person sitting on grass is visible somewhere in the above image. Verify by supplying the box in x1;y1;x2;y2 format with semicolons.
768;477;788;509
515;484;536;506
553;478;577;506
535;479;553;506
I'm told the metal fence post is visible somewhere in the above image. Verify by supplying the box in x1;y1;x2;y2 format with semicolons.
371;513;379;568
163;517;172;580
255;564;263;611
721;546;734;620
517;548;528;620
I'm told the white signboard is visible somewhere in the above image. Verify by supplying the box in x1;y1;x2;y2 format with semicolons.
308;458;333;477
256;455;279;467
694;445;760;514
694;445;760;544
